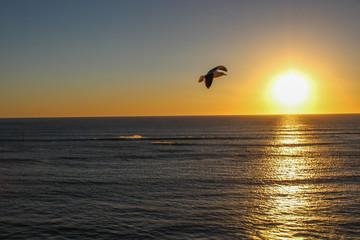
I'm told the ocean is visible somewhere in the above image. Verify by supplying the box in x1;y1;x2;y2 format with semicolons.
0;114;359;239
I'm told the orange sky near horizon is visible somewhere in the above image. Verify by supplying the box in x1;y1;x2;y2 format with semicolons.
1;1;359;118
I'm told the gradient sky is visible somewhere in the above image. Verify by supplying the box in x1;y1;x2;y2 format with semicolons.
1;0;359;117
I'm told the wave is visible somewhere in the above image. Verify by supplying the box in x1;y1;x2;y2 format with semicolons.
150;141;192;145
0;134;355;148
0;135;227;143
109;135;148;140
92;135;256;141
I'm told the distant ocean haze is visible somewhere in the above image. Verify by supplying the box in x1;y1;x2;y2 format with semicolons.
0;115;359;239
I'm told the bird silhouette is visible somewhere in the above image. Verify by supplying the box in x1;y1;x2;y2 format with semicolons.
198;65;227;89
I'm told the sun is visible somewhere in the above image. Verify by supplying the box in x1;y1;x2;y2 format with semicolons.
272;72;310;107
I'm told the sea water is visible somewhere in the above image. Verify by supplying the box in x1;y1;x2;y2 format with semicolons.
0;115;359;239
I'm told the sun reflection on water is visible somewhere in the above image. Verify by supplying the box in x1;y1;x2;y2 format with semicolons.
258;115;320;239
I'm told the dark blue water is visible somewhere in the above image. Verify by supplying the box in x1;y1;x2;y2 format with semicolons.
0;115;359;239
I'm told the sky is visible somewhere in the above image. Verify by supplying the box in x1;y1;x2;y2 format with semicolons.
1;0;359;117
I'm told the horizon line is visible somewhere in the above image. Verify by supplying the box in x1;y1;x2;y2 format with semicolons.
1;112;359;120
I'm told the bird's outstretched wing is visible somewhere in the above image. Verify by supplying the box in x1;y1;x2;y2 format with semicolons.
198;75;205;82
216;65;227;72
204;74;214;89
207;65;227;74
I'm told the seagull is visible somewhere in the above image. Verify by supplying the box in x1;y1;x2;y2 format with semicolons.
198;65;227;89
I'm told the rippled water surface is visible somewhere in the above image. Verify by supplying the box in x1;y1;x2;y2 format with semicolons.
0;115;359;239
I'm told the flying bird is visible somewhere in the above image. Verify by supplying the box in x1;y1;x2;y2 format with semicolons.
198;65;227;89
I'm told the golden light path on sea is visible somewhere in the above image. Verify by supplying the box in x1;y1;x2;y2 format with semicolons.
257;116;322;239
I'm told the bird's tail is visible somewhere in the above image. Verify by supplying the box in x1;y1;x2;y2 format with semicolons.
198;75;205;83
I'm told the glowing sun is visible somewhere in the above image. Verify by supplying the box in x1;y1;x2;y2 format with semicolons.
272;72;310;106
